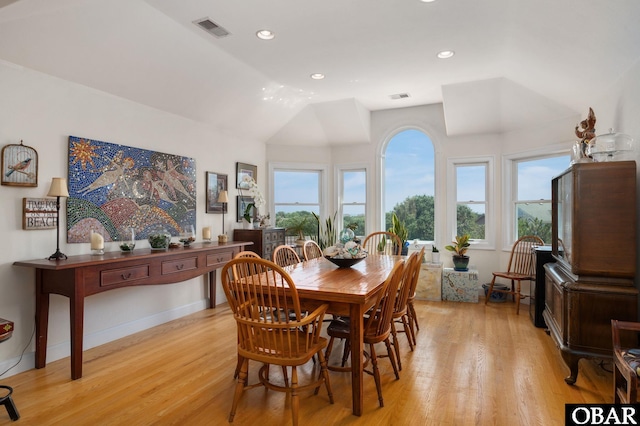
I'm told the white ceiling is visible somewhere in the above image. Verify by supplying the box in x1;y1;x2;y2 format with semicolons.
0;0;638;145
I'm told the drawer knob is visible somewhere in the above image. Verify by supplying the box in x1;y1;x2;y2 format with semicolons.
120;272;132;280
176;264;184;270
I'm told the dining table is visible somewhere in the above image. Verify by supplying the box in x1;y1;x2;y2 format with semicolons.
282;254;402;417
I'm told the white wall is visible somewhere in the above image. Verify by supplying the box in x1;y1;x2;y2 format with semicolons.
0;62;265;376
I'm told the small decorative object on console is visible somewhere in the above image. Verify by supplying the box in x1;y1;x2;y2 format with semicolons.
0;318;14;342
148;225;171;251
179;224;196;246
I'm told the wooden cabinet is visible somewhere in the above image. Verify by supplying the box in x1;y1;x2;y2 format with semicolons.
233;228;285;259
543;161;638;385
530;246;553;328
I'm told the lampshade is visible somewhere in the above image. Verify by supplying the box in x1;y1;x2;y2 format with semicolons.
47;177;70;197
217;190;229;203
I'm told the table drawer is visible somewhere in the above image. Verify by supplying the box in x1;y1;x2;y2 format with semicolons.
207;250;233;268
161;257;198;275
100;265;150;287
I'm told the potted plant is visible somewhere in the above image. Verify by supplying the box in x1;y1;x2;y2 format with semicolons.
388;212;409;255
431;245;440;263
287;216;308;246
445;234;471;271
312;211;337;250
242;202;255;229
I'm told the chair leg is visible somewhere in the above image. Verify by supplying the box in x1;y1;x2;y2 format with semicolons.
369;343;384;408
229;358;248;423
0;386;19;421
515;280;521;315
484;277;497;305
325;336;335;363
391;321;402;371
314;350;335;403
341;339;351;367
385;337;400;380
291;366;299;426
408;300;420;335
402;315;415;351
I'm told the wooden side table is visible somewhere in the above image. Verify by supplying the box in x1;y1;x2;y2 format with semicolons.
0;318;19;421
442;268;479;303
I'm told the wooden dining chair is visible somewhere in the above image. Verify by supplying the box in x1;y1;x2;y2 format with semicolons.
303;240;323;261
405;247;425;346
221;257;334;426
272;244;301;267
390;249;422;369
233;250;261;259
484;235;544;314
324;259;405;407
362;231;402;256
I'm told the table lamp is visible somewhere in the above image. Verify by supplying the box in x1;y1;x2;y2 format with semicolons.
217;190;228;243
47;177;70;260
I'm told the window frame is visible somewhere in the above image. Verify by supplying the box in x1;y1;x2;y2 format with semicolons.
335;164;368;238
268;161;329;228
446;155;495;250
502;146;571;250
379;126;437;243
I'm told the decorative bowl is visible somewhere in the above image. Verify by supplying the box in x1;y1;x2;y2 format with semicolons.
324;255;366;268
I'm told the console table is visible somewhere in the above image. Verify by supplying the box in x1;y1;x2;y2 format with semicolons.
14;241;250;379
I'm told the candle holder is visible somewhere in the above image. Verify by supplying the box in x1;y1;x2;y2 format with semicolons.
202;226;212;243
90;229;105;255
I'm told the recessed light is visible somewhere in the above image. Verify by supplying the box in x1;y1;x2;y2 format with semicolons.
256;30;274;40
437;50;455;59
420;0;436;2
310;73;325;80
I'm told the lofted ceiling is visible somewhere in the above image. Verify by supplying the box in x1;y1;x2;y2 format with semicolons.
0;0;638;145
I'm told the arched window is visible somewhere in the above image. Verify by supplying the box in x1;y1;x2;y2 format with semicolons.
383;129;435;241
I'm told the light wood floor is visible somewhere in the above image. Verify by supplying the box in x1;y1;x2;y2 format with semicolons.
0;298;612;425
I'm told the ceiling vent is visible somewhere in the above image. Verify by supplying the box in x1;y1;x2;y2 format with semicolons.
193;18;231;38
389;93;410;100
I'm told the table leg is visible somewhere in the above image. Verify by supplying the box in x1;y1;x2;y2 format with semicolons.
70;270;85;380
34;269;49;369
349;303;365;416
209;270;216;309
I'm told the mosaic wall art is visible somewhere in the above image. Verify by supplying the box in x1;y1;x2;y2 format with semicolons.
66;136;196;243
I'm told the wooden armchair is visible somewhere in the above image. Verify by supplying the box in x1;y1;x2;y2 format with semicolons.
612;319;640;403
221;257;333;425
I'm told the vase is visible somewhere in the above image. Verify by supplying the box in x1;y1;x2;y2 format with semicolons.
432;252;440;263
242;218;253;229
148;225;171;251
452;255;470;271
119;226;136;253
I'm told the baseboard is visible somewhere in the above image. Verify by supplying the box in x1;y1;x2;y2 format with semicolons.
0;299;208;378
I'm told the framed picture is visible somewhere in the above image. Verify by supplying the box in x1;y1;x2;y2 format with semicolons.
236;162;257;189
1;141;38;187
206;172;228;213
237;195;254;222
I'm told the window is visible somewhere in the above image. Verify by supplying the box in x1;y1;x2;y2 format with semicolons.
270;163;327;241
338;168;366;237
447;157;494;248
383;129;435;241
505;153;571;247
